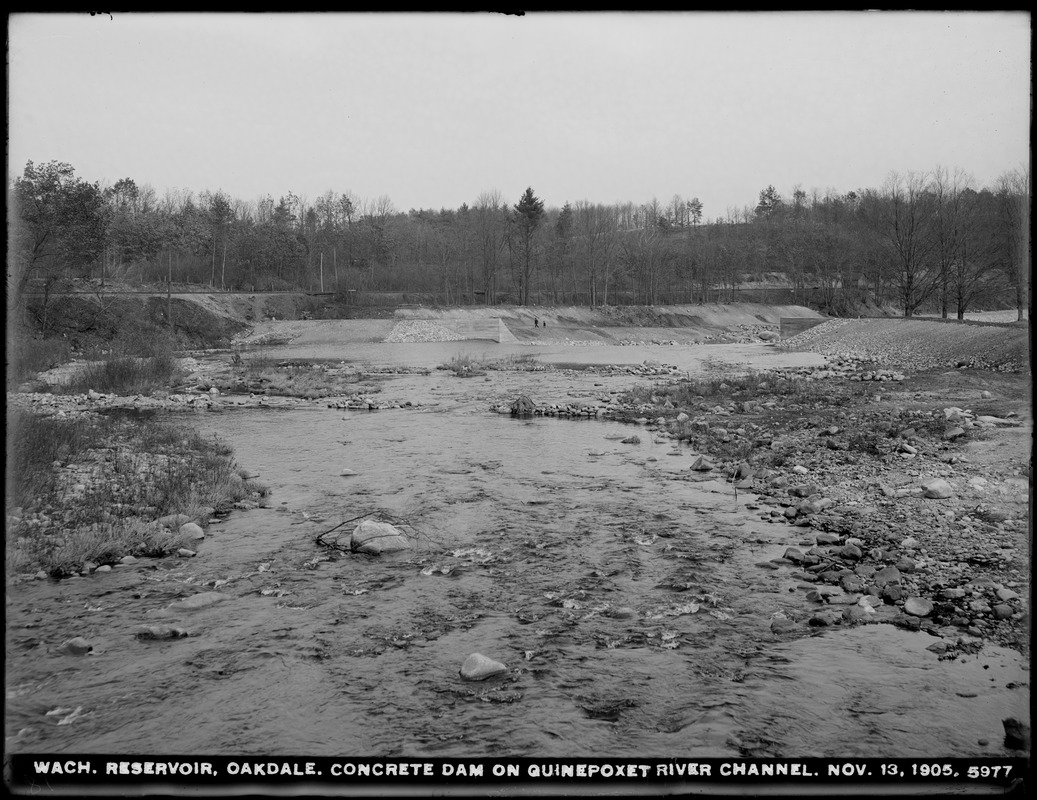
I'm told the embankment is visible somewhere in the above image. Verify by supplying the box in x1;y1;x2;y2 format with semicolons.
392;303;823;344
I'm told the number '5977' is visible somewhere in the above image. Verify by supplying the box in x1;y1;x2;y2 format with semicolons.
967;766;1011;779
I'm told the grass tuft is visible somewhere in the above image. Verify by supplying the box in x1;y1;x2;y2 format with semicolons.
60;353;184;395
439;352;486;377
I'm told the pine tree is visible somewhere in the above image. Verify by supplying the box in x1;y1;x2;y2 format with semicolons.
514;187;545;305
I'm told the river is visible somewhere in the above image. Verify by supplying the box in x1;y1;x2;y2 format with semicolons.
7;398;1026;762
186;406;1029;759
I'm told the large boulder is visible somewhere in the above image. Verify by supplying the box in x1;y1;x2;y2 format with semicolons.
351;520;411;555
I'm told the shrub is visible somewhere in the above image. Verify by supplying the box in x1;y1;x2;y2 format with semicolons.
60;352;184;396
6;409;103;504
488;352;544;371
440;352;486;377
6;409;265;576
7;335;73;385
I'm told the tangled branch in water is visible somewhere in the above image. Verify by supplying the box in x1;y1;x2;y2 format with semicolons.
314;510;440;553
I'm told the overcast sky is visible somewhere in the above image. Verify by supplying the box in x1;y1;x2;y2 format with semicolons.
8;11;1031;221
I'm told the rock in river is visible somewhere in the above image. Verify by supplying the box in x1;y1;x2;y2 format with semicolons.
136;625;190;641
459;653;507;681
1003;718;1031;751
61;637;93;655
351;520;411;555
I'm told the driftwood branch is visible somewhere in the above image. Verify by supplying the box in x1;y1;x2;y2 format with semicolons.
314;510;441;553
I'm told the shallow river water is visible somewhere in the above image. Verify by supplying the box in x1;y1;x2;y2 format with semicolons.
7;399;1027;762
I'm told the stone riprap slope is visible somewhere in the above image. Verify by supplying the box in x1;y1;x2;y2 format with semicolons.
777;318;1030;373
382;320;465;343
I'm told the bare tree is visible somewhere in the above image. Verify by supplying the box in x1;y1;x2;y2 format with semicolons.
932;166;976;318
877;171;940;317
596;204;620;305
995;167;1031;321
474;190;507;303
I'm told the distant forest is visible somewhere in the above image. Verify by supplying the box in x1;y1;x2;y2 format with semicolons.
8;160;1030;320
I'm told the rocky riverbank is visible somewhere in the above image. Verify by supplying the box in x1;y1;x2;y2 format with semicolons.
623;375;1029;657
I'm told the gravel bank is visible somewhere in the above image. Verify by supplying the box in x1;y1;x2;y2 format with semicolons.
776;318;1029;373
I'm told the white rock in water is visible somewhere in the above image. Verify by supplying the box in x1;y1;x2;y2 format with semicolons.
351;520;410;554
459;653;507;681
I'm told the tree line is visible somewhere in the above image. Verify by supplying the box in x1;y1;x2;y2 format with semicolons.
8;160;1030;322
